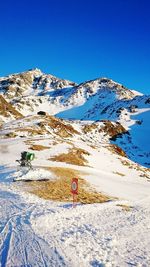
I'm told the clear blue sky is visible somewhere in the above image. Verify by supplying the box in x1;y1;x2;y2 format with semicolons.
0;0;150;94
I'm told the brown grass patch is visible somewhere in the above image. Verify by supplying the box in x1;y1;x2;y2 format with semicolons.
116;204;133;212
90;145;97;149
36;116;79;138
24;140;34;145
113;171;125;177
16;127;45;136
29;144;50;151
121;160;131;167
50;148;90;166
121;160;150;178
107;144;127;157
52;141;59;146
24;138;49;145
27;167;111;204
83;123;97;134
100;120;127;140
0;95;23;119
45;116;79;138
5;132;17;138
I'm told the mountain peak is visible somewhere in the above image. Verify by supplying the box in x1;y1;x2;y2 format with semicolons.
25;68;43;75
74;76;135;102
0;69;77;99
78;76;125;88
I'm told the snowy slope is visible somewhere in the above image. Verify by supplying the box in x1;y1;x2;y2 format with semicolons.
0;163;150;267
56;78;135;120
95;95;150;167
0;69;150;266
0;69;150;167
0;114;150;266
0;70;136;118
0;68;77;116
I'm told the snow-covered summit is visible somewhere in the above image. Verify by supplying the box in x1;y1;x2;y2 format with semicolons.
0;69;140;118
75;77;135;99
0;68;77;100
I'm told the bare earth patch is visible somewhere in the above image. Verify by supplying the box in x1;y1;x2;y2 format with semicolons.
26;167;112;204
29;144;50;151
50;147;90;166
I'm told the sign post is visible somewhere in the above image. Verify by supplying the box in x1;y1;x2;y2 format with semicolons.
71;178;78;208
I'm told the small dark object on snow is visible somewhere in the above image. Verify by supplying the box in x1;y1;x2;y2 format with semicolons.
16;151;35;169
37;111;47;116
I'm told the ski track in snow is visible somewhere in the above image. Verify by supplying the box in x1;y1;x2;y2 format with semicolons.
0;187;68;267
0;134;150;266
31;201;150;267
0;171;150;267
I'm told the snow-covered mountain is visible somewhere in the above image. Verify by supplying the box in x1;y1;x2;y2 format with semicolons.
0;69;150;267
0;68;76;98
0;68;149;167
0;69;138;117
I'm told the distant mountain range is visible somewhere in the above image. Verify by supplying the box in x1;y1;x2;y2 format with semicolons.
0;68;150;168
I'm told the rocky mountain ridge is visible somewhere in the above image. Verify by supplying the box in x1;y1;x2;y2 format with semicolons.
0;68;150;168
0;68;76;99
0;68;141;117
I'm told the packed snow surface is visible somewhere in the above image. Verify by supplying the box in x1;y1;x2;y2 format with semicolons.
13;168;54;181
0;159;150;267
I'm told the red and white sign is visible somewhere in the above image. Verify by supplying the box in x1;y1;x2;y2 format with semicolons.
71;178;78;195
